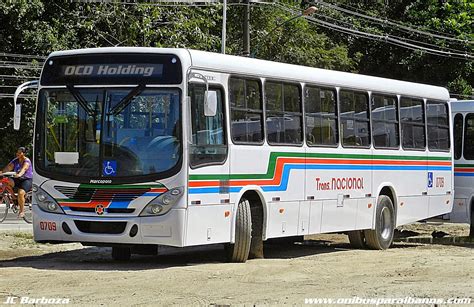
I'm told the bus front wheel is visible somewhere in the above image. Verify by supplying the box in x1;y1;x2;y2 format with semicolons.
225;198;252;263
112;246;131;261
347;230;366;249
364;195;395;250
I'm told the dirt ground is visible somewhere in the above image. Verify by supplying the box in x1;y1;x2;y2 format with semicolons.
0;223;472;306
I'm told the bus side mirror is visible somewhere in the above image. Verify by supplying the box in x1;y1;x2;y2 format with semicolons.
13;80;39;130
205;91;217;117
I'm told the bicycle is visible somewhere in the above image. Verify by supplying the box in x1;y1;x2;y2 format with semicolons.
0;172;32;224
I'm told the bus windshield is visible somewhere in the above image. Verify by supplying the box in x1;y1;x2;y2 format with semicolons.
36;87;181;180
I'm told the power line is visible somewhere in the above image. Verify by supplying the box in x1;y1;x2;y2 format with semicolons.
0;60;42;65
315;1;473;45
310;11;471;55
0;75;40;79
273;4;473;60
0;65;42;70
323;0;471;40
0;53;46;60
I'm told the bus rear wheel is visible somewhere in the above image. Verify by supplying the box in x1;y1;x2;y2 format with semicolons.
364;195;395;250
112;246;131;261
347;230;366;249
225;198;252;263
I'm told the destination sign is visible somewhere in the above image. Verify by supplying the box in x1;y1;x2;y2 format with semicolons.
62;64;163;78
41;53;182;85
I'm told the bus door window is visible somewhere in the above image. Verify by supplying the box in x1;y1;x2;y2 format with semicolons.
189;84;227;167
454;113;463;160
426;101;450;151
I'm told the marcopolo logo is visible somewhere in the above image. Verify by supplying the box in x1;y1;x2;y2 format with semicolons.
63;64;159;77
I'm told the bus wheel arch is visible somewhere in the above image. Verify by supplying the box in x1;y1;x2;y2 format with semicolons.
377;185;398;227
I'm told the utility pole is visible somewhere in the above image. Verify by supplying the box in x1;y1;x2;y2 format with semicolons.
221;0;227;54
242;0;250;57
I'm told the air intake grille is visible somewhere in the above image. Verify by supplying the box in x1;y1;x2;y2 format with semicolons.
74;220;127;234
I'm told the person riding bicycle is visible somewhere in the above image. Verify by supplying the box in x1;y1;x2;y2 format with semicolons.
0;147;33;218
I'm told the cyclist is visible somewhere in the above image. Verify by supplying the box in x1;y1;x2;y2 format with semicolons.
0;147;33;218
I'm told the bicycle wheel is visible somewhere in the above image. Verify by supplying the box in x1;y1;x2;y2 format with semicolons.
23;191;33;224
0;194;10;223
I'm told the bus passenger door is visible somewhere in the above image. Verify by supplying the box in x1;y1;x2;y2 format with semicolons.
186;83;231;246
426;101;453;218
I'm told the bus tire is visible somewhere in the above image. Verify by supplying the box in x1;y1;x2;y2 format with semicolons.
364;195;395;250
225;198;252;263
347;230;366;249
112;246;131;261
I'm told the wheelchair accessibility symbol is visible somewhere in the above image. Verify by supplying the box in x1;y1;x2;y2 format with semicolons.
103;160;117;176
428;172;433;188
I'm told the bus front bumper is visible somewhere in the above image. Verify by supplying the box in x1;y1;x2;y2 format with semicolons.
32;205;186;247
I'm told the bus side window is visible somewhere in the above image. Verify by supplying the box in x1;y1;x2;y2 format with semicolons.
305;86;338;146
400;97;426;150
371;94;399;149
189;84;227;168
454;113;463;160
340;90;370;147
229;77;263;144
265;81;303;145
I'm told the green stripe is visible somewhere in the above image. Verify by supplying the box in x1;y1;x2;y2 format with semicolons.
454;164;474;168
189;152;450;181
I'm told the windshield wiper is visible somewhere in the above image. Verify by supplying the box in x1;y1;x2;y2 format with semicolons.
108;84;146;116
66;85;95;116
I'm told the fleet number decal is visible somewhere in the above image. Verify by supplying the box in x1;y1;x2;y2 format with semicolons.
436;177;445;188
316;177;364;191
39;221;57;231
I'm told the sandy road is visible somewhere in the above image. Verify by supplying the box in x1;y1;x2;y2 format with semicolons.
0;223;472;306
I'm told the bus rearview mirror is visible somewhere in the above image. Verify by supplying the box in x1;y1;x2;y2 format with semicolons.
14;104;22;131
13;80;39;130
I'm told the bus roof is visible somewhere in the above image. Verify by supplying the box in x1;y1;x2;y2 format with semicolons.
47;47;450;101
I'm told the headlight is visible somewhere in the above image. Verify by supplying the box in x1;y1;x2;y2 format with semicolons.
140;186;184;216
34;186;64;215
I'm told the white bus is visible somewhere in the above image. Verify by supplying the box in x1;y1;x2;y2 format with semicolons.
14;48;453;261
450;100;474;236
